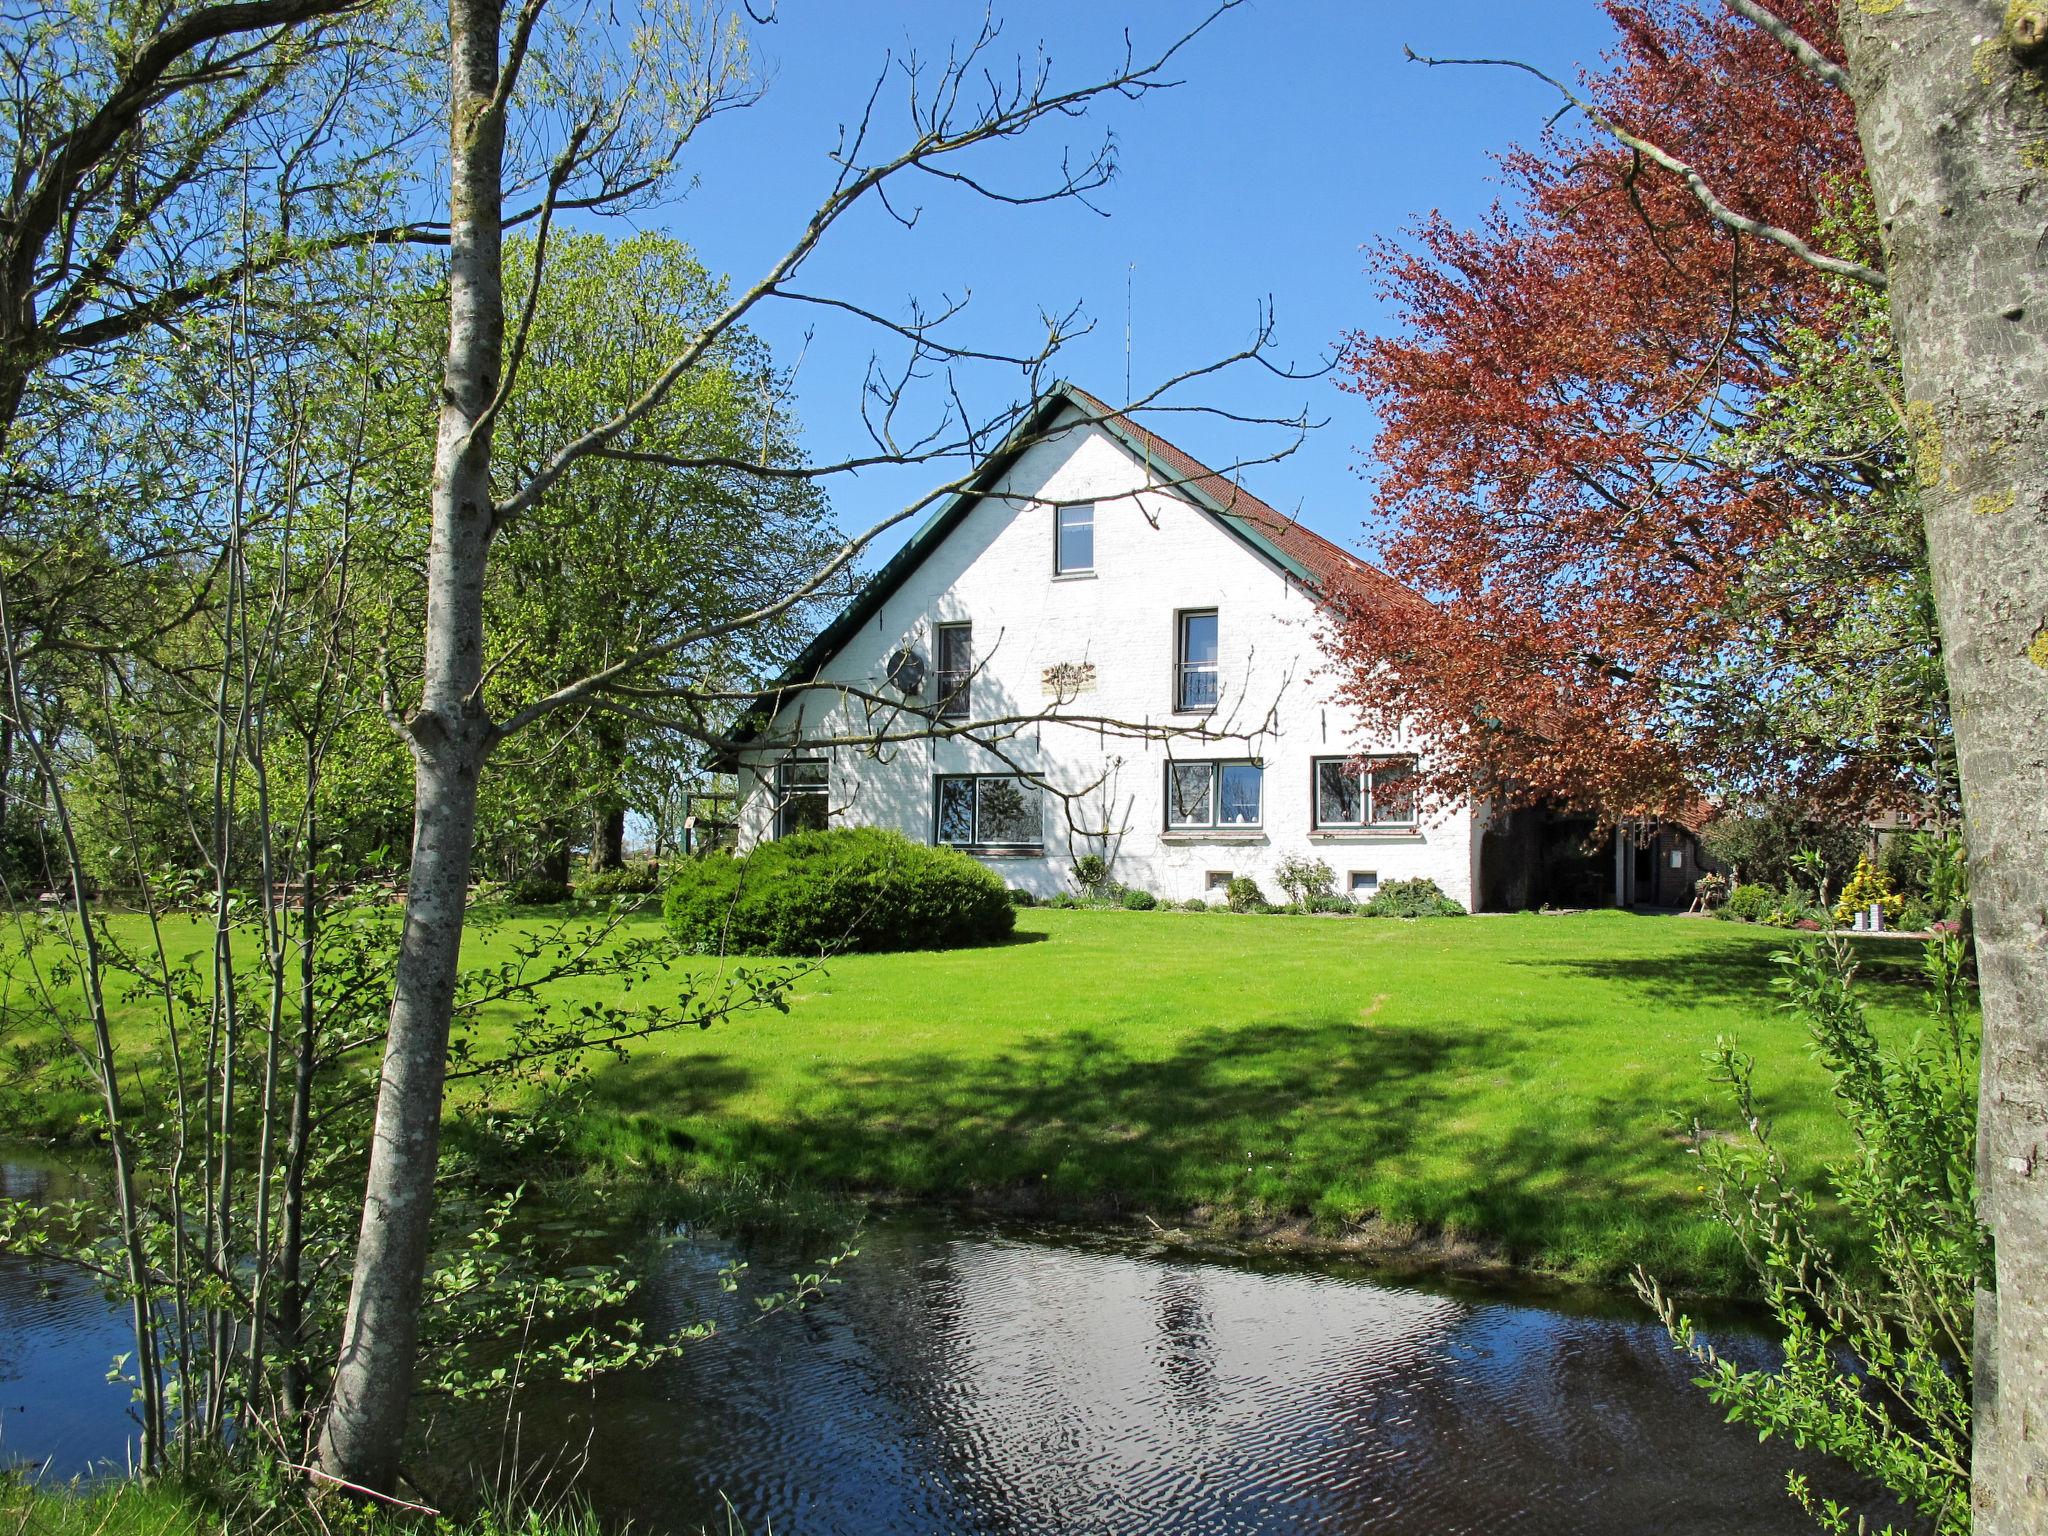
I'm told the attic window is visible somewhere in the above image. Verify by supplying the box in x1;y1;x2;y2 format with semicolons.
1056;503;1094;574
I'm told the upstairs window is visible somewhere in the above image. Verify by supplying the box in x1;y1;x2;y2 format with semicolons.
935;622;972;719
1176;609;1218;713
1313;755;1419;830
935;774;1043;850
1055;503;1095;574
1166;760;1262;830
773;758;829;839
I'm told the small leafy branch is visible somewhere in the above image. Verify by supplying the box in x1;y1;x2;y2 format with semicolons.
1637;835;1981;1536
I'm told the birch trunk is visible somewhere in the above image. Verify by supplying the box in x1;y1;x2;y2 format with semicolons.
1834;3;2048;1526
314;0;505;1490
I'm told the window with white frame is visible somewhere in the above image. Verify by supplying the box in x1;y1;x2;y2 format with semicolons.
773;758;829;839
1312;755;1418;830
934;774;1043;849
1055;503;1094;574
1348;869;1380;899
1166;760;1263;830
1175;609;1218;713
1205;870;1234;892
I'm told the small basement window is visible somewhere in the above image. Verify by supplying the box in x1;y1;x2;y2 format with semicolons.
1205;870;1234;893
1348;870;1380;899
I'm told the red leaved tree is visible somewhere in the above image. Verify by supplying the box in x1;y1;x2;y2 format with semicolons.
1331;0;1938;821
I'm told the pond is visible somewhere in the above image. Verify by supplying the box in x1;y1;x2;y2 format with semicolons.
1;1156;1899;1534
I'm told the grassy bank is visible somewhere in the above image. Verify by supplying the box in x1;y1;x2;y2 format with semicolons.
544;906;1932;1291
5;904;1948;1293
0;1476;616;1536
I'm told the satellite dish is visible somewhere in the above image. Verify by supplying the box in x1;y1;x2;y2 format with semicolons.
886;647;927;695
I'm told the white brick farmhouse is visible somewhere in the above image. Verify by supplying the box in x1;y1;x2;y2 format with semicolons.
725;383;1502;909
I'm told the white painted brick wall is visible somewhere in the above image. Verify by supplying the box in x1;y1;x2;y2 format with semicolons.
737;406;1484;909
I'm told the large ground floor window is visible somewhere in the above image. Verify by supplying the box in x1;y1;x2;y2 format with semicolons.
1313;755;1418;830
1166;759;1263;829
773;757;830;838
935;774;1043;850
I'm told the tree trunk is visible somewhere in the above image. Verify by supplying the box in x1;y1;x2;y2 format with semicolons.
1834;5;2048;1527
314;0;505;1492
591;802;626;870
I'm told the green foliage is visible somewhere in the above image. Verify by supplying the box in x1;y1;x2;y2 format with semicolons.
1045;892;1079;910
1120;888;1158;911
1272;854;1335;912
1007;887;1038;907
1224;875;1265;914
575;863;662;900
1310;894;1355;915
1641;835;1978;1536
661;827;1016;956
1070;854;1111;898
509;873;573;906
1360;877;1465;918
1721;883;1781;923
1703;801;1864;894
1180;897;1208;912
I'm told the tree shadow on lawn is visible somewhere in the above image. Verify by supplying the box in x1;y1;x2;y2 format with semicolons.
581;1011;1748;1279
1512;932;1930;1015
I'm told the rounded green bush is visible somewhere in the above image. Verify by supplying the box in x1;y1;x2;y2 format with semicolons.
662;827;1016;955
577;863;661;899
1721;883;1781;924
1180;897;1208;912
1359;877;1466;918
1120;888;1158;910
1225;875;1265;913
510;872;572;906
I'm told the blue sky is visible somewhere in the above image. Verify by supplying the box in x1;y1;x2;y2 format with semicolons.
639;3;1624;564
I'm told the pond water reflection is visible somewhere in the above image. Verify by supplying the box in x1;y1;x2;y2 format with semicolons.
1;1157;1905;1533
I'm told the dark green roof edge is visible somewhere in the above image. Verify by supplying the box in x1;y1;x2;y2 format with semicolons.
723;382;1315;754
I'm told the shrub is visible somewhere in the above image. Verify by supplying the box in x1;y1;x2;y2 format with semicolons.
576;863;661;899
510;872;572;906
1071;853;1111;899
1007;887;1038;906
1897;896;1936;933
1046;892;1079;909
1360;877;1465;918
1641;836;1977;1534
1310;894;1354;915
1833;852;1906;927
1273;853;1336;912
1120;888;1158;910
1224;875;1266;913
1701;800;1863;893
1180;897;1208;912
1721;882;1780;924
662;826;1014;955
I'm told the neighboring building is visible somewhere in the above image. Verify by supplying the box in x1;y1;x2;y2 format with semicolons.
726;383;1491;908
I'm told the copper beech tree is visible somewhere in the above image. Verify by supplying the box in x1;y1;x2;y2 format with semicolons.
1332;0;1934;820
1345;1;2047;1527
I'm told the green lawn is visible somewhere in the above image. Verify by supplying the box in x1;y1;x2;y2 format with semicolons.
4;904;1949;1293
500;906;1936;1292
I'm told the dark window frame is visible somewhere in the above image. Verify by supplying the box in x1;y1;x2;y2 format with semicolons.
932;772;1045;852
934;621;973;720
1163;758;1264;832
1054;502;1095;575
1174;608;1219;714
1311;754;1420;831
772;757;830;840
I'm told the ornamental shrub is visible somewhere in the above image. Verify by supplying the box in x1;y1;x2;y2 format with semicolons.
1181;897;1208;912
1360;877;1465;918
1833;852;1906;927
662;827;1014;955
1120;888;1158;910
1721;882;1780;924
1273;853;1336;912
1071;853;1111;898
1224;875;1266;913
1008;887;1038;906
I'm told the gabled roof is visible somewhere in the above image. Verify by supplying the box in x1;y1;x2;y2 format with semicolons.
726;381;1416;748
